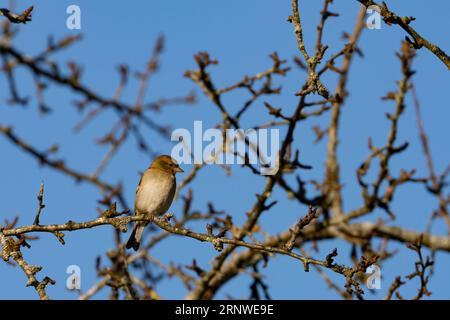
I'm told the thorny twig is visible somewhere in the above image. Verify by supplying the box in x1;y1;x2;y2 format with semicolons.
358;0;450;69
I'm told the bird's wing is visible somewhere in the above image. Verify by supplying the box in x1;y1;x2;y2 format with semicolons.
134;174;144;214
135;175;143;195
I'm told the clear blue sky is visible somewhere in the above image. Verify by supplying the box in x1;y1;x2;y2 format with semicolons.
0;1;449;299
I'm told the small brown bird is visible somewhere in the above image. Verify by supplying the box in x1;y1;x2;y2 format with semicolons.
126;155;183;251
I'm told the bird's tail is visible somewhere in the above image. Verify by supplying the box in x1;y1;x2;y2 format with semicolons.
126;222;145;251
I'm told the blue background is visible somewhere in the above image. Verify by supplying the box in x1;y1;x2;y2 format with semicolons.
0;1;449;299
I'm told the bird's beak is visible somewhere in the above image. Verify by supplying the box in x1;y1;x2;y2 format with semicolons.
174;165;184;173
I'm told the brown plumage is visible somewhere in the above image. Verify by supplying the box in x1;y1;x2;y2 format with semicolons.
126;155;183;251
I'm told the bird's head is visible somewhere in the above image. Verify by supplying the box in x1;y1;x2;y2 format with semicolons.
150;155;184;175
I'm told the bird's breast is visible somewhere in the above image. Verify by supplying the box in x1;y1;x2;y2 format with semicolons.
135;172;176;215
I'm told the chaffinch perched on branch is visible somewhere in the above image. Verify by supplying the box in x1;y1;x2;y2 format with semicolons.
126;155;183;251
